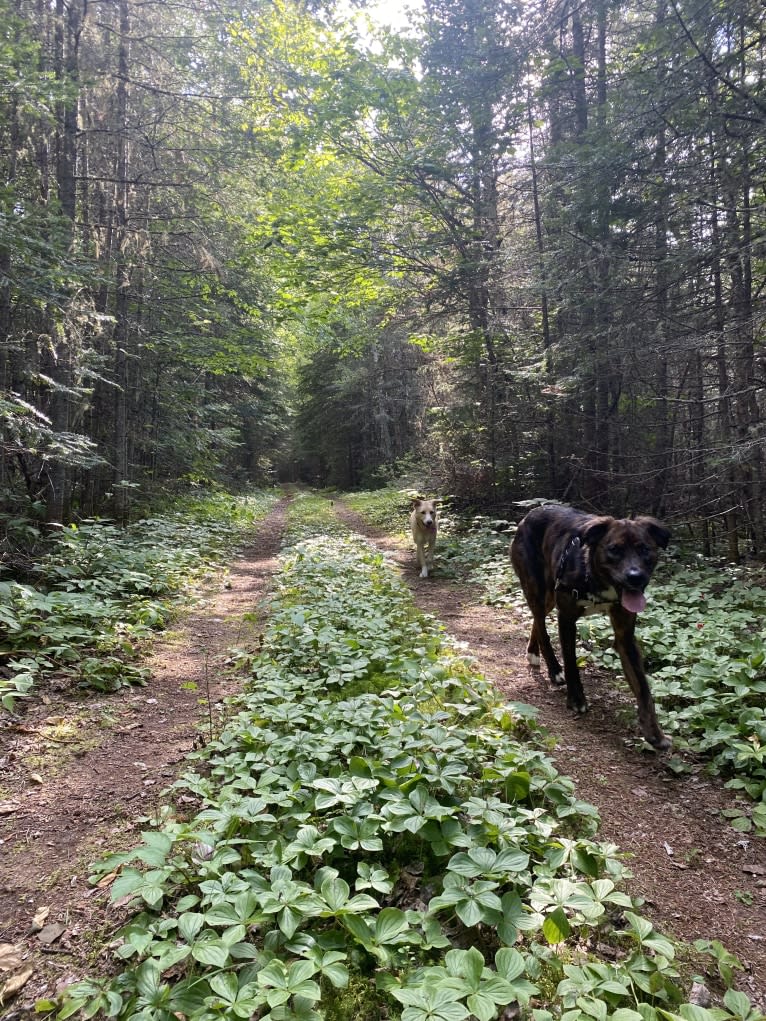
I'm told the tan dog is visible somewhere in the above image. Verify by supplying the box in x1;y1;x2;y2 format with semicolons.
410;498;439;578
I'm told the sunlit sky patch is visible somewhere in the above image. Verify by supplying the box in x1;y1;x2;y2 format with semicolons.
365;0;422;30
337;0;423;39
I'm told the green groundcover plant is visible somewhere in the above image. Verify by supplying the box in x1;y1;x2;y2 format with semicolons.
462;528;766;839
46;494;762;1021
577;562;766;835
0;491;277;712
344;487;766;839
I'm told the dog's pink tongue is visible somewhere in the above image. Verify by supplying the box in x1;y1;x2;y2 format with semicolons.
621;590;646;613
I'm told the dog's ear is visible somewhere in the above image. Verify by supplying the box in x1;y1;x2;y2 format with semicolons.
581;516;613;547
636;517;671;549
410;497;423;509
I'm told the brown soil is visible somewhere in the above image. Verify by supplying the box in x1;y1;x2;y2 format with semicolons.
1;494;764;1016
332;503;766;1006
0;499;288;1015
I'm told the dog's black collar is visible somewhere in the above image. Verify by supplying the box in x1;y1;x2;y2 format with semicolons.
554;534;590;597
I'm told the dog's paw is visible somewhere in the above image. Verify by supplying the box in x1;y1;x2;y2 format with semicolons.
526;652;541;667
567;697;588;715
650;733;673;752
551;670;566;686
419;568;428;578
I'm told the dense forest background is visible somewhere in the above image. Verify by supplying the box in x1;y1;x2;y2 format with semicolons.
0;0;763;557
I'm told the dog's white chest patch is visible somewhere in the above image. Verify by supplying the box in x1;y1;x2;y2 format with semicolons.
578;586;618;616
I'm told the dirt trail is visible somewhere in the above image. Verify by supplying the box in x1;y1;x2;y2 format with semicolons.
0;500;288;1014
1;497;764;1015
333;503;766;1004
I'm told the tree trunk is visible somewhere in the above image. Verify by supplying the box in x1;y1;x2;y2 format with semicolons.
113;0;131;527
45;0;85;523
526;85;556;494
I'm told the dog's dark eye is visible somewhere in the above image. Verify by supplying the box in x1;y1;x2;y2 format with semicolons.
606;544;623;559
636;543;650;558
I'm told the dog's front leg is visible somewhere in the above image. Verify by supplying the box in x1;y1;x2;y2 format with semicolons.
416;539;428;578
557;606;587;714
425;533;436;575
609;606;671;750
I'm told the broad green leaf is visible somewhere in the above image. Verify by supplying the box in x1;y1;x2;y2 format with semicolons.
288;960;317;986
577;996;607;1021
340;892;378;913
376;907;409;944
625;911;653;941
478;973;516;1003
177;912;205;943
322;961;349;988
321;876;350;911
448;851;487;878
444;946;484;984
495;946;525;982
467;990;498;1021
191;938;230;968
723;990;753;1020
208;972;238;1003
278;905;301;939
109;868;144;902
542;907;571;944
571;848;600;878
455;898;484;927
675;1008;719;1021
494;848;530;873
135;961;162;1001
342;913;373;945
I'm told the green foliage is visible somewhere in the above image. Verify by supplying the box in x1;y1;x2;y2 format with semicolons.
692;939;744;988
435;515;513;591
387;946;537;1021
281;491;348;544
340;485;419;534
0;491;277;711
577;559;766;836
323;972;396;1021
49;502;761;1020
407;513;766;839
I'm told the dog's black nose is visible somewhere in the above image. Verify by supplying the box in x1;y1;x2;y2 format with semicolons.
624;567;646;590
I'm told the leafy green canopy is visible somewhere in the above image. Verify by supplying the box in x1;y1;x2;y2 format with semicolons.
226;0;426;352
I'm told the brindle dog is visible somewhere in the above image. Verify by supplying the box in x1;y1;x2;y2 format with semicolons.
510;504;671;749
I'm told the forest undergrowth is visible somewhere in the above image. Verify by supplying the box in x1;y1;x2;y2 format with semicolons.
343;488;766;840
0;492;278;714
31;490;765;1021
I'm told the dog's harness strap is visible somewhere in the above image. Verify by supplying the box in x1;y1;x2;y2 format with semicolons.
554;534;580;590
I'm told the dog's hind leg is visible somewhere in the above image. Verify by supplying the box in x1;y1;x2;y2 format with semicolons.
513;554;564;682
557;610;587;713
527;612;565;686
